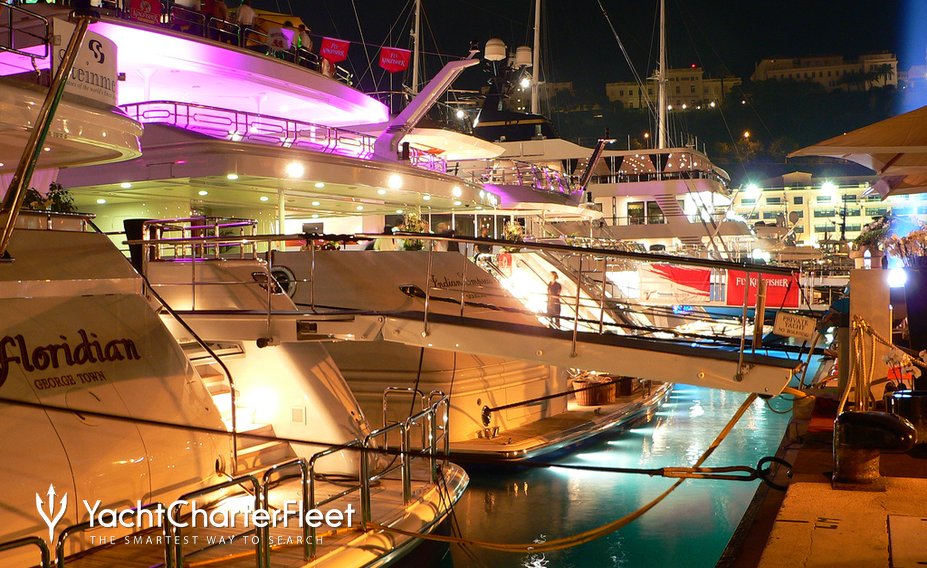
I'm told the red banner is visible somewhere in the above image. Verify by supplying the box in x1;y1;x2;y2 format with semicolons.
129;0;161;25
379;46;411;73
320;37;350;63
726;270;800;308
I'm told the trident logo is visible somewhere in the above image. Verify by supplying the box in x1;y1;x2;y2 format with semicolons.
36;484;67;546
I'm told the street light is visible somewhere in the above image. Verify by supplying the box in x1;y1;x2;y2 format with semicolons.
743;130;751;139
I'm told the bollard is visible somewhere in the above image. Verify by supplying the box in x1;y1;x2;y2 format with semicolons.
833;411;916;490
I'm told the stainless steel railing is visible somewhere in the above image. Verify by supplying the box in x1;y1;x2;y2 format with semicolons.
0;3;49;60
120;100;446;172
0;536;50;567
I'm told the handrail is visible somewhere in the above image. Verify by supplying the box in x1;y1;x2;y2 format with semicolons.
0;3;50;59
261;458;310;562
128;229;798;274
307;441;360;558
466;160;578;195
171;474;263;568
120;100;446;173
0;536;50;567
56;502;169;568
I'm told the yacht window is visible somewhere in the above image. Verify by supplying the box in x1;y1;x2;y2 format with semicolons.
647;202;665;224
793;196;803;205
628;202;646;225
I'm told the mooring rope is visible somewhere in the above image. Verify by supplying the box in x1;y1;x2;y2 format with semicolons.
368;393;762;553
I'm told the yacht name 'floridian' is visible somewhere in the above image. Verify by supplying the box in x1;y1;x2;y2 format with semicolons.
0;330;141;386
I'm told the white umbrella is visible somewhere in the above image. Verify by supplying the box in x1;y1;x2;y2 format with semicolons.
789;105;927;175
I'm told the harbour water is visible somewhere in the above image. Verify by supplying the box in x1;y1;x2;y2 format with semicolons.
438;384;793;567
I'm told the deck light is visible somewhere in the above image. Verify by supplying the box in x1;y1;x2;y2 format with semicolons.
311;201;320;206
422;194;431;201
356;205;364;211
452;186;462;198
456;109;466;120
888;268;907;288
120;182;132;189
285;162;305;178
227;173;239;180
520;77;530;89
396;209;404;214
198;190;208;196
377;188;387;195
453;201;462;206
312;213;319;219
260;196;269;202
96;198;107;204
314;182;325;189
388;174;403;189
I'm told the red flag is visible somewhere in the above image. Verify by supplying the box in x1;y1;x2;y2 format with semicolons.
379;46;411;73
129;0;161;25
320;37;350;63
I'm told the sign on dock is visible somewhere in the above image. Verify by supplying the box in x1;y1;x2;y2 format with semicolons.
773;312;816;340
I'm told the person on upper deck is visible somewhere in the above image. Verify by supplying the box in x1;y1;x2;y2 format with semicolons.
297;24;313;52
235;0;255;46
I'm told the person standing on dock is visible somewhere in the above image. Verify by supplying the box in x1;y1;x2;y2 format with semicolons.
547;271;562;329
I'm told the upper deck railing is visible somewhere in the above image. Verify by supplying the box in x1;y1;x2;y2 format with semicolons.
464;160;578;195
120;101;447;173
0;2;49;60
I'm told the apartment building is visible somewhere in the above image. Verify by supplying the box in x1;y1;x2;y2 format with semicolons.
751;53;897;91
605;66;742;110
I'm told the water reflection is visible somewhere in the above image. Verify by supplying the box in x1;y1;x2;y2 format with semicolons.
435;385;792;568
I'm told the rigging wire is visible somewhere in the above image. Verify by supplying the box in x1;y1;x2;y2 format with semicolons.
596;0;658;130
349;0;376;91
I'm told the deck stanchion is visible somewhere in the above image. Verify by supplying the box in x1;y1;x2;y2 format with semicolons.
599;255;607;334
309;237;316;310
423;247;434;336
571;256;583;357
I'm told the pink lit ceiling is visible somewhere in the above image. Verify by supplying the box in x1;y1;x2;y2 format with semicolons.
0;18;388;128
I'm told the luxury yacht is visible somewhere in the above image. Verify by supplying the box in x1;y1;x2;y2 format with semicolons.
5;1;802;473
0;6;467;567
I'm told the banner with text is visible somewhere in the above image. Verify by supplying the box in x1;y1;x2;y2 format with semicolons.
320;37;350;63
379;47;411;72
53;18;118;106
725;270;800;308
128;0;162;26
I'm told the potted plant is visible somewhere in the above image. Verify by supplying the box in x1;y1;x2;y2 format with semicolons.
887;221;927;352
396;211;427;251
501;220;525;252
22;182;76;213
852;216;890;255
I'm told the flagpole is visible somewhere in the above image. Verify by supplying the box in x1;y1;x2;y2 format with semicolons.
411;0;421;94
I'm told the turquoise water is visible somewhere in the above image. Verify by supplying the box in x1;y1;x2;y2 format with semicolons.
441;384;793;567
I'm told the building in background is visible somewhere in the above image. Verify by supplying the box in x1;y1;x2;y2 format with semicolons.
729;171;927;246
751;53;898;91
605;66;741;110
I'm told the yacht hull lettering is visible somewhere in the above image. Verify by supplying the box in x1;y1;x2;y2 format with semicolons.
0;331;140;387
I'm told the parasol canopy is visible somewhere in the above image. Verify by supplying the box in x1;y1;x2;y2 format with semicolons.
789;105;927;175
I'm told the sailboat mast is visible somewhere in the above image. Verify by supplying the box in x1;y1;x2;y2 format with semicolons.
411;0;421;94
657;0;667;149
531;0;541;114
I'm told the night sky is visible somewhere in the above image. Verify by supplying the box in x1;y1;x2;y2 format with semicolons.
253;0;917;93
